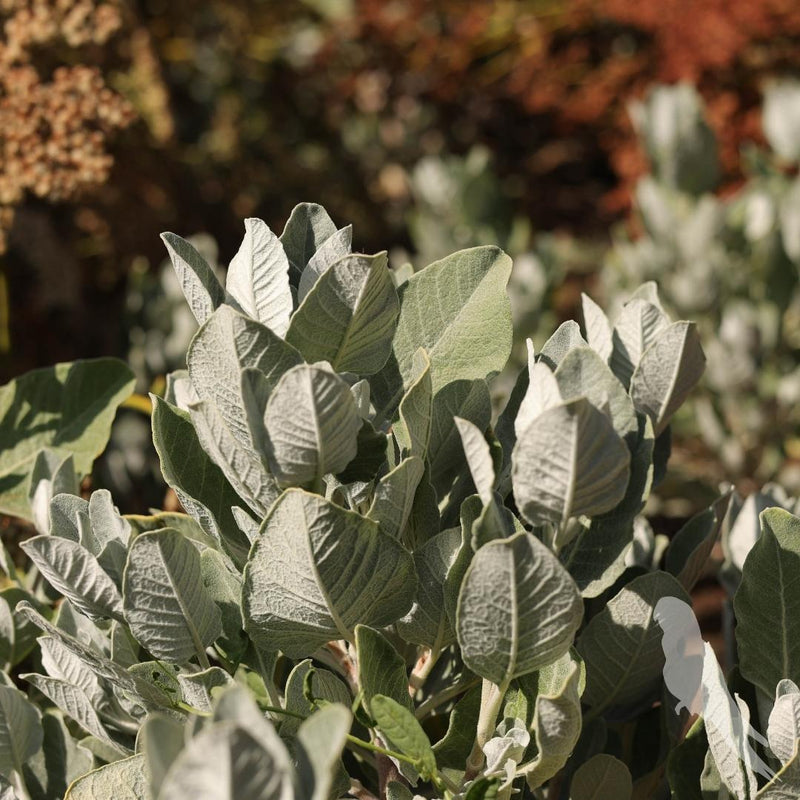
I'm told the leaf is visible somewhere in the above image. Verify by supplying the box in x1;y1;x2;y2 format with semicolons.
201;549;248;663
577;571;689;712
515;343;562;439
394;348;433;458
123;528;222;664
559;415;654;597
538;321;587;369
581;293;613;363
190;400;279;518
569;754;632;800
28;449;78;535
512;397;631;526
151;396;250;566
630;321;705;436
371;694;437;780
429;379;492;500
610;299;670;389
735;508;800;696
64;754;148;800
296;704;353;800
298;224;353;302
178;667;234;712
226;218;293;336
280;202;338;280
21;536;123;622
457;532;583;686
21;674;130;756
140;714;185;800
455;417;495;506
768;680;800;765
287;253;400;375
757;741;800;798
158;721;293;800
553;346;638;445
0;684;43;777
243;489;416;655
370;246;513;418
432;684;482;770
356;626;412;714
187;305;302;454
263;364;362;486
280;660;351;738
665;492;732;591
396;527;461;649
367;457;425;540
0;359;134;520
665;717;708;800
519;652;584;789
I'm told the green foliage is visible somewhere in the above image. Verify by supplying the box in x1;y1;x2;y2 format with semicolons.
2;201;799;800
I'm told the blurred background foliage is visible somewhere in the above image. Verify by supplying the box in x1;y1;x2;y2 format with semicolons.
5;0;800;512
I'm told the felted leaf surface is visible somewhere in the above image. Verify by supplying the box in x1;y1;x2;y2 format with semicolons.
297;224;353;302
0;684;43;777
161;233;225;325
280;202;338;280
457;532;583;685
123;528;222;664
64;754;148;800
370;246;512;418
0;359;134;520
243;489;415;655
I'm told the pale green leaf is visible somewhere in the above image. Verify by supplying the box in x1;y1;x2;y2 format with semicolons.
151;396;250;566
367;457;425;540
577;571;689;712
515;343;561;439
140;714;185;800
538;321;587;369
394;348;432;458
735;508;800;696
581;293;613;363
454;417;495;506
161;232;224;325
21;536;123;622
396;527;460;650
569;754;632;800
512;397;631;526
281;659;351;738
371;695;437;780
123;528;222;664
178;667;234;713
0;359;134;520
356;625;412;713
768;680;800;766
201;549;248;663
757;741;800;798
243;489;415;655
263;365;362;486
0;684;43;777
610;298;670;389
457;532;583;685
630;321;705;436
280;202;338;280
28;449;78;536
226;218;292;336
287;253;399;375
298;225;353;302
187;304;302;454
296;704;353;800
64;754;148;800
370;246;513;418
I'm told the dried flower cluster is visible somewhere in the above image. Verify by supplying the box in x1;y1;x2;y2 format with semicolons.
0;0;134;251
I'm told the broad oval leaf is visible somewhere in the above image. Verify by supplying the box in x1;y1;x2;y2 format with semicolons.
243;489;416;656
393;348;432;459
287;253;399;375
630;321;705;436
371;695;437;780
512;397;631;526
455;417;495;506
581;293;613;363
298;224;353;302
123;528;222;664
161;232;225;325
356;625;413;713
296;704;353;800
577;571;689;712
21;536;123;622
280;202;338;280
0;359;134;520
569;754;632;800
64;754;148;800
457;532;583;686
735;508;800;695
539;321;587;369
768;681;800;765
610;298;670;389
263;364;362;486
0;684;42;777
370;246;513;418
367;457;425;541
226;218;292;336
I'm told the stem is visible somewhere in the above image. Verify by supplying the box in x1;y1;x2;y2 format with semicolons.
196;645;211;670
255;647;282;708
465;679;508;780
415;675;480;719
409;647;440;691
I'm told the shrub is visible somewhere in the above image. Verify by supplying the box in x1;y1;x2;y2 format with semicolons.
0;204;796;798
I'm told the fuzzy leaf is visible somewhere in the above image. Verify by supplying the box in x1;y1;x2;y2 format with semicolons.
298;225;353;302
64;754;148;800
0;685;42;778
569;754;632;800
356;626;412;713
280;202;338;279
581;293;613;363
371;695;437;780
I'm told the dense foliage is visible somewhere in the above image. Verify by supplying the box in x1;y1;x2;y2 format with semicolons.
1;205;799;798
